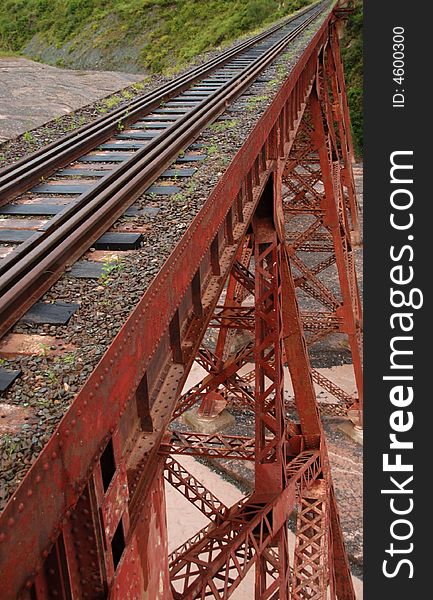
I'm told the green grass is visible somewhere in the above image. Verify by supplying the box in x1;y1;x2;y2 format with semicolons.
0;0;362;154
209;119;238;133
206;144;219;156
99;255;124;286
0;49;21;57
101;95;123;109
0;1;315;70
22;131;35;143
246;94;269;110
341;0;363;155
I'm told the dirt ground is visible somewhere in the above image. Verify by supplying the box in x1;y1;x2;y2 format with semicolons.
0;57;142;142
165;455;363;598
166;157;365;590
0;49;364;595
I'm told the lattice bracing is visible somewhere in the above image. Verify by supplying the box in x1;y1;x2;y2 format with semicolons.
282;50;363;422
292;481;331;600
0;13;359;599
164;456;228;522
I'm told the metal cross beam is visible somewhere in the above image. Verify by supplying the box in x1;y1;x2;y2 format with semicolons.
164;456;228;523
282;58;363;421
163;432;256;461
0;10;359;598
169;450;322;599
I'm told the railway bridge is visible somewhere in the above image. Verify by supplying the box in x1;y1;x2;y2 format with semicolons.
0;1;362;598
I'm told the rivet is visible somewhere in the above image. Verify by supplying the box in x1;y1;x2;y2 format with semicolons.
18;503;24;512
0;533;6;542
100;375;104;382
51;452;57;460
43;549;49;558
8;518;14;527
65;430;70;436
71;420;76;427
95;383;99;390
77;410;82;416
43;463;49;471
25;580;33;590
58;440;64;448
27;489;33;497
36;475;42;483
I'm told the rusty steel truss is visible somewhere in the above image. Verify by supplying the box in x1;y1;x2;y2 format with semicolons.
0;8;361;599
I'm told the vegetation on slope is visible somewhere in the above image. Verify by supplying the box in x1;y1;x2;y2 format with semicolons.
0;0;314;70
340;0;362;155
0;0;362;153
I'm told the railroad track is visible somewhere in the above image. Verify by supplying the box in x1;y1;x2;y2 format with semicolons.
0;0;328;343
0;3;360;596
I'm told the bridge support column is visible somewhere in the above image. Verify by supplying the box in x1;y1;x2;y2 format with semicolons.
282;48;363;426
2;16;361;598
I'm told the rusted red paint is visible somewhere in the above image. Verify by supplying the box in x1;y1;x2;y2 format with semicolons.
0;334;75;358
0;403;35;434
111;464;172;600
101;467;129;541
0;6;359;599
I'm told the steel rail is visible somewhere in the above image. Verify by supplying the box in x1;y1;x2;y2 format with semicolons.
0;12;311;283
0;14;337;594
0;3;327;338
0;1;325;204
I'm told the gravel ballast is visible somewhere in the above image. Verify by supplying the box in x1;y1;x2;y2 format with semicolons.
0;9;337;514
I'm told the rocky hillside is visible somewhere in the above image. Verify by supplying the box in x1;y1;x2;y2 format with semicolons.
341;0;362;155
0;0;362;152
0;0;315;72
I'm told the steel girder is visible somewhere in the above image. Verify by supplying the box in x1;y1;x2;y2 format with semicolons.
282;36;363;424
163;456;228;523
0;11;358;600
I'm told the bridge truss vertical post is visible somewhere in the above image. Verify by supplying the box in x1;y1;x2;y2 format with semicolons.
292;480;330;600
0;17;361;599
252;188;291;597
282;43;363;424
253;213;286;496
